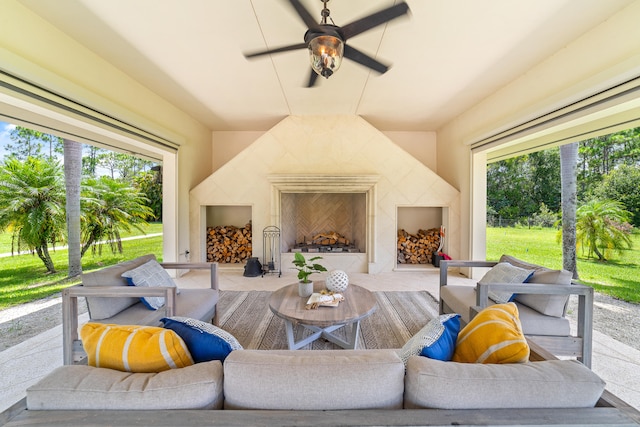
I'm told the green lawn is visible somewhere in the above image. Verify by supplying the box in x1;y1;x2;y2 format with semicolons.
486;227;640;303
0;224;163;310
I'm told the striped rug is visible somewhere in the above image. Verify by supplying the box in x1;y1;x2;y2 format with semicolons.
217;290;439;350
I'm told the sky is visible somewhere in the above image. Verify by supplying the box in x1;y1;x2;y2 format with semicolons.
0;120;115;176
0;121;15;158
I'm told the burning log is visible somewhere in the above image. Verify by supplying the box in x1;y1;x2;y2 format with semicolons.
206;222;252;263
397;228;440;264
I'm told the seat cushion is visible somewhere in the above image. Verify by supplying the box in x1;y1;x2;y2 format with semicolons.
404;357;605;409
27;361;223;410
223;349;405;410
83;254;156;320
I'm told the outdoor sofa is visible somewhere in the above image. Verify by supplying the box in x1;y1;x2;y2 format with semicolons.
2;341;640;426
439;255;594;367
61;254;219;365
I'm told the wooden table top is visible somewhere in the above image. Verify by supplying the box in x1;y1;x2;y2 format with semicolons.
269;281;377;328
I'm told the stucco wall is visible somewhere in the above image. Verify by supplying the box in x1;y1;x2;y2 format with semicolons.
192;115;459;273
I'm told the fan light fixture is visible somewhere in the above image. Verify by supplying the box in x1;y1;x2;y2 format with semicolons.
308;0;343;79
244;0;410;87
309;35;343;78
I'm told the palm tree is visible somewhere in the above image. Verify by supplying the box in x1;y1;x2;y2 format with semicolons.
80;176;153;256
64;139;83;277
0;157;66;273
576;199;633;261
560;142;579;278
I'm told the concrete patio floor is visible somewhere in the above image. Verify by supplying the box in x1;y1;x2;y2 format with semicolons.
1;266;639;413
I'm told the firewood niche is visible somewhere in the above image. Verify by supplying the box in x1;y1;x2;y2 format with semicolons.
206;222;252;263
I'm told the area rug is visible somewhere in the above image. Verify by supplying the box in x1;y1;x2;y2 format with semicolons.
217;290;439;350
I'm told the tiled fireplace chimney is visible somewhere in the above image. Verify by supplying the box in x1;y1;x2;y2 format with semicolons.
190;115;460;274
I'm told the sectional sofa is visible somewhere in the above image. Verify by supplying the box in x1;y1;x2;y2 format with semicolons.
2;344;640;426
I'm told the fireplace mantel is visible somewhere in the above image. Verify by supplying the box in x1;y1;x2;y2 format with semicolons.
267;174;379;192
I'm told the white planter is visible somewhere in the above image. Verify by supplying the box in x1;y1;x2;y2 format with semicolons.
298;281;313;298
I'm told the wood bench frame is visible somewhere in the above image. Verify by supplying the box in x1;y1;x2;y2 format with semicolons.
440;260;594;367
62;262;218;365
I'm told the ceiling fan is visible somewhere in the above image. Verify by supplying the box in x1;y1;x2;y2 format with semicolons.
245;0;410;87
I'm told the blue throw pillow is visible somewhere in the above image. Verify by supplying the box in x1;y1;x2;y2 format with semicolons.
397;314;461;365
420;313;460;360
161;316;243;363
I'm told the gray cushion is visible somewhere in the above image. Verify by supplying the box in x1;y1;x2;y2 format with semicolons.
404;357;605;409
223;349;405;410
440;284;570;336
26;361;224;410
500;255;572;317
83;254;156;320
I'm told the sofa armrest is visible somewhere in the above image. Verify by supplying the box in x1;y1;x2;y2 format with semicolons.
439;260;497;287
63;285;177;365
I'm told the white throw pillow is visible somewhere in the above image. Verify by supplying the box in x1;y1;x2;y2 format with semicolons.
121;259;178;310
478;262;534;304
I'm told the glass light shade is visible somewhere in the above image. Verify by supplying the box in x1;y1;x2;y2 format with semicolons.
308;35;344;78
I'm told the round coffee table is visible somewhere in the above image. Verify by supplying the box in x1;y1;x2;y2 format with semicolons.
269;281;377;350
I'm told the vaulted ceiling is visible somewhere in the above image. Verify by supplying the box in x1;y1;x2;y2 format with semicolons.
19;0;636;132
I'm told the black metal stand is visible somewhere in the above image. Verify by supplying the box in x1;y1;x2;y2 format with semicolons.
262;226;281;277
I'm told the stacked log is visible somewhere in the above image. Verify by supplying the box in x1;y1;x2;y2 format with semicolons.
397;228;440;264
309;231;350;246
206;222;252;263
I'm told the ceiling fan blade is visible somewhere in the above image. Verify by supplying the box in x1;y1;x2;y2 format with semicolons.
306;69;319;87
343;45;389;74
288;0;321;30
340;2;410;40
244;43;307;59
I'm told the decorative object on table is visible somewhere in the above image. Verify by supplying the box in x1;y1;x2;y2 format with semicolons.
243;257;263;277
325;269;349;292
291;252;327;297
305;292;345;309
262;225;281;277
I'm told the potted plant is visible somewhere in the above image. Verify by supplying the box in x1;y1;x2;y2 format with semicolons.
292;252;327;297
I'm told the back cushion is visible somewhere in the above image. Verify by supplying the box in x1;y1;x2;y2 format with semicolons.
405;357;605;409
27;361;223;410
500;255;572;317
83;254;156;320
223;350;405;410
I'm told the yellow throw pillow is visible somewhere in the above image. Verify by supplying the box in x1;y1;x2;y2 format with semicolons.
452;302;529;364
80;323;194;372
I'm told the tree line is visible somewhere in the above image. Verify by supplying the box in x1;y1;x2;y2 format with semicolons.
0;127;162;274
487;127;639;262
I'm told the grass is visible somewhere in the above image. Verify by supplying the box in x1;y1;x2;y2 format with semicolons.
0;224;163;310
486;226;640;303
0;222;163;254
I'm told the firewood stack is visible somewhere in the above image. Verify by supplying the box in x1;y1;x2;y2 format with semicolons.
309;231;350;246
397;228;440;264
206;222;252;263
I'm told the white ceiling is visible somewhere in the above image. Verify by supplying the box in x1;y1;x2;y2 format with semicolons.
20;0;636;132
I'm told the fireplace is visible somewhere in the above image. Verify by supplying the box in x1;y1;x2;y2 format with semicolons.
270;174;377;273
281;192;365;253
